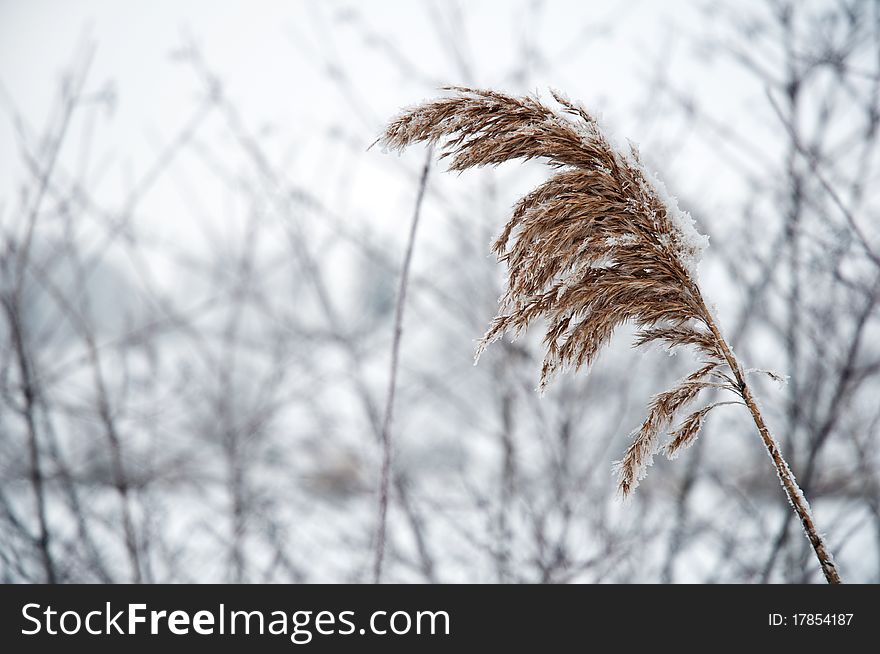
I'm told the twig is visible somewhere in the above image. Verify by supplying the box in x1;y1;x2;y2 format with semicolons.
1;299;56;583
373;148;432;583
765;87;880;270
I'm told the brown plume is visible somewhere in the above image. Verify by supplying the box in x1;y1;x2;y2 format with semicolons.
381;87;721;494
380;86;842;582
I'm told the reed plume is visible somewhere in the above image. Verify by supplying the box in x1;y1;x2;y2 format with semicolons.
379;87;842;584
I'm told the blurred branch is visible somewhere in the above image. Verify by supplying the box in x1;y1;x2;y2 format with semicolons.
765;87;880;270
374;148;432;583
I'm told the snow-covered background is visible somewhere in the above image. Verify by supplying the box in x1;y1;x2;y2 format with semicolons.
1;0;878;583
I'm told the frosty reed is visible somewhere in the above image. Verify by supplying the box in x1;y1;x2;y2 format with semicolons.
381;87;842;584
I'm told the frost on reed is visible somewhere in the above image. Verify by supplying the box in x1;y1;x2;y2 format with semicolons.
380;87;842;583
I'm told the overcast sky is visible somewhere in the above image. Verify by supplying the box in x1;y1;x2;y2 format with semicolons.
0;0;767;320
0;0;761;200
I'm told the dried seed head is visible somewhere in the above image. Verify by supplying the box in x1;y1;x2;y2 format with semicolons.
381;87;727;495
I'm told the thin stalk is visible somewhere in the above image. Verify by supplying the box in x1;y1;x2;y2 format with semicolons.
698;292;842;584
3;301;56;583
373;149;432;583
